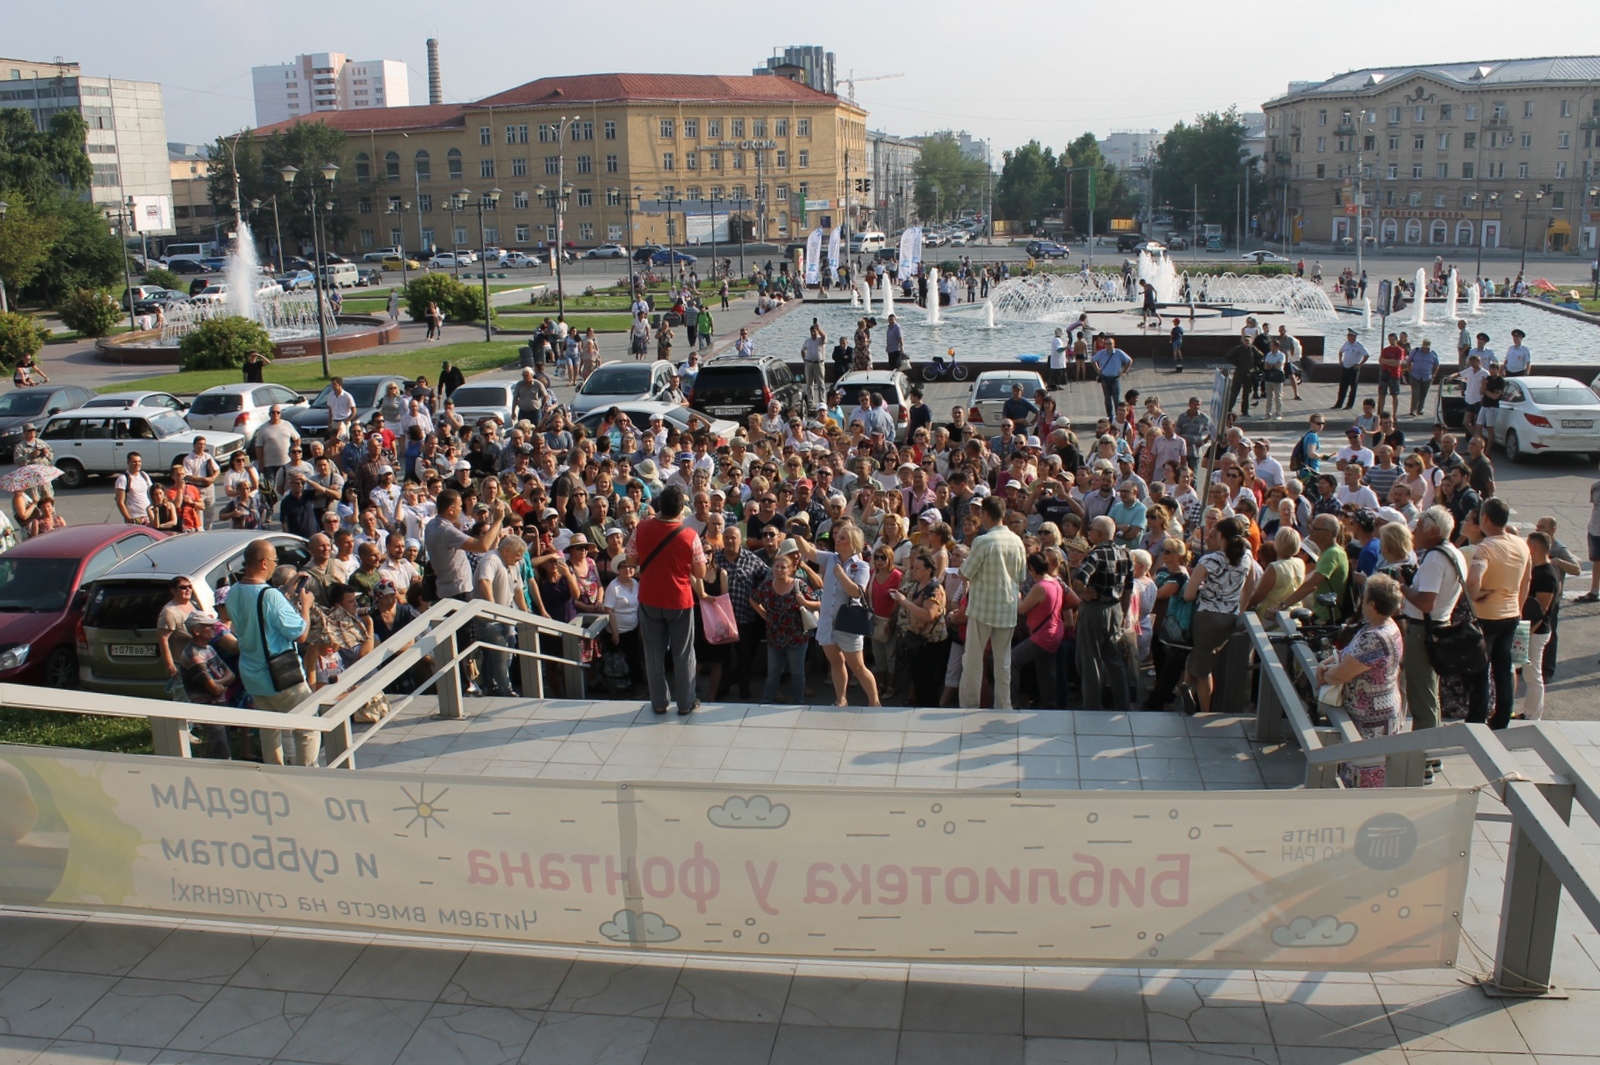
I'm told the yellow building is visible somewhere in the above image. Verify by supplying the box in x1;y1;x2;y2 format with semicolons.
251;72;868;258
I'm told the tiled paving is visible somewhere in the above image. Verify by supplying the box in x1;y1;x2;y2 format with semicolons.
7;700;1600;1063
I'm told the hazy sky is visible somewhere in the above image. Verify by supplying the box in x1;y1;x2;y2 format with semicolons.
10;0;1592;151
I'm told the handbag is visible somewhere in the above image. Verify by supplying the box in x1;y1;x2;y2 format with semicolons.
795;585;819;632
834;596;875;637
699;593;740;645
254;585;306;693
1419;548;1488;677
1510;619;1532;667
872;615;893;643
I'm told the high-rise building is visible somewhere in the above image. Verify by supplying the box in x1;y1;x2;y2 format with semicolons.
251;52;410;127
1099;129;1162;172
754;45;835;95
866;130;921;231
1262;56;1600;255
0;56;172;217
925;129;991;167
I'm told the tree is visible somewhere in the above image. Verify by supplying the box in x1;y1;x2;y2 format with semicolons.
179;316;273;372
0;190;61;297
57;289;122;338
0;311;49;367
1061;134;1137;237
213;122;353;253
37;195;123;305
141;267;184;292
404;272;491;326
995;141;1060;227
0;109;92;199
912;134;989;224
1151;108;1265;245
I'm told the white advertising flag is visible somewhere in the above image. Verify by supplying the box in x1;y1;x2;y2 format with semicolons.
804;228;823;286
898;227;923;276
826;226;842;271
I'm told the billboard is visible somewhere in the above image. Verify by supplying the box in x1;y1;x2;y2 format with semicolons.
0;746;1474;971
129;194;174;235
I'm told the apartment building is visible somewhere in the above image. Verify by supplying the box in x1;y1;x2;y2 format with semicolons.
252;53;410;128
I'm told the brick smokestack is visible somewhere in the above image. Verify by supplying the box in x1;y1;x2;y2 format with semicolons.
426;38;442;105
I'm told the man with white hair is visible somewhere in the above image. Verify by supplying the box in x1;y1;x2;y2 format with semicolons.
1400;506;1464;737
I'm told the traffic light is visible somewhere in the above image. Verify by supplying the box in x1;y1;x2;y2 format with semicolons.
853;178;873;194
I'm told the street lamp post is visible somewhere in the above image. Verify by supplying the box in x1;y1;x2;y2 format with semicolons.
470;188;501;342
250;197;285;274
446;192;468;279
0;201;11;313
279;162;340;378
1470;190;1501;283
534;182;573;319
107;198;137;332
385;200;412;290
708;189;721;281
1515;189;1545;276
610;184;645;293
658;190;683;286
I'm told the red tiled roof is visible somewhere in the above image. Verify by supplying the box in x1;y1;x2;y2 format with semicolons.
473;73;851;109
252;103;465;137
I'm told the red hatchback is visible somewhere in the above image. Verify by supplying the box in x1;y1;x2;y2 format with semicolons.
0;525;167;688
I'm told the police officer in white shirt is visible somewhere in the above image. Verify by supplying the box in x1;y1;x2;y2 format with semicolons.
1503;329;1531;376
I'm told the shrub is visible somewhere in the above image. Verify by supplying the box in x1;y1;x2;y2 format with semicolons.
57;289;123;338
0;312;49;367
179;316;273;372
405;272;494;325
142;267;184;292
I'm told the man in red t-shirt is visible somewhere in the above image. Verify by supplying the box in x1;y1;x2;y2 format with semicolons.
626;486;706;715
1377;332;1405;422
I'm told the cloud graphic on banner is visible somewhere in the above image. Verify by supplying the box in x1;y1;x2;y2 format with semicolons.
1271;915;1359;948
599;909;680;944
706;795;790;829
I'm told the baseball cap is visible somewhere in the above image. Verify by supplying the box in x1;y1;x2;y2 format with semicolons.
375;579;398;597
795;478;813;490
604;526;625;538
676;451;694;464
454;459;472;471
1025;435;1042;449
539;507;559;519
185;612;220;632
1351;508;1378;531
1053;416;1071;428
1375;507;1407;526
918;508;943;525
378;464;394;475
1345;426;1362;436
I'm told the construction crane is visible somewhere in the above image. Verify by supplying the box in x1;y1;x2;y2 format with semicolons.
840;71;903;102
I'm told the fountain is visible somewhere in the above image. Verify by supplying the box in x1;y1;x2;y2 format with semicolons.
1468;284;1482;316
1413;268;1429;325
984;300;995;329
988;269;1338;322
849;285;861;310
1444;268;1459;322
926;267;941;324
881;271;894;318
1136;247;1180;303
1363;298;1372;331
94;223;400;365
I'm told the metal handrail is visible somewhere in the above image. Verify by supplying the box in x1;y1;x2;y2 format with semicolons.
0;597;610;766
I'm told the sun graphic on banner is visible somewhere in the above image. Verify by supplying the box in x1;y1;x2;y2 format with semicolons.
394;784;449;837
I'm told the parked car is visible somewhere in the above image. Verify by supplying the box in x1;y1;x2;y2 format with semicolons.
1166;235;1189;250
81;391;188;414
1025;240;1071;260
0;525;168;689
651;248;697;266
837;369;914;441
1484;375;1600;463
79;531;310;698
0;385;98;461
41;407;244;489
166;259;210;275
965;370;1049;436
283;374;414;439
585;244;628;259
275;270;316;291
632;245;665;264
428;252;464;269
686;355;802;422
356;269;383;287
573;402;739;445
445;376;518;430
185;383;306;448
380;255;422;271
924;232;949;248
121;286;186;311
570;360;678;418
1239;250;1292;265
361;247;402;263
502;251;540;268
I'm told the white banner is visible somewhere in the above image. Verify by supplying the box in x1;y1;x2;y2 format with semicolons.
898;227;923;277
804;228;823;286
0;746;1474;970
826;226;842;272
129;194;173;235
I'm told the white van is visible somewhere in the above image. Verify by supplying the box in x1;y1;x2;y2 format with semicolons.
849;231;887;254
160;242;217;267
320;262;359;288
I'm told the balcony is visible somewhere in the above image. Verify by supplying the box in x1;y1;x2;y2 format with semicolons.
1334;124;1356;135
1486;116;1511;128
1582;116;1600;129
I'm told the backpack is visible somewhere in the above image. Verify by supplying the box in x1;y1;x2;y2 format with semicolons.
601;648;632;693
1289;432;1312;471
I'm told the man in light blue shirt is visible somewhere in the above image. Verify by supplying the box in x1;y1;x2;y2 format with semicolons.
1091;334;1132;421
227;539;317;766
1405;339;1440;416
1108;481;1148;549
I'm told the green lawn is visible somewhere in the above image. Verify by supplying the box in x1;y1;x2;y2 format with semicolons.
0;707;152;754
47;324;134;344
498;311;633;332
98;340;522;396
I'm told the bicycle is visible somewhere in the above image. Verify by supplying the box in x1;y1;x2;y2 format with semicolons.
921;348;969;382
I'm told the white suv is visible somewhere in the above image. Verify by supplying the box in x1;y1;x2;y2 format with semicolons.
836;369;914;441
185;383;306;447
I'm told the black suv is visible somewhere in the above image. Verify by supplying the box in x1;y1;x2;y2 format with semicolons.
687;355;802;421
1115;233;1147;253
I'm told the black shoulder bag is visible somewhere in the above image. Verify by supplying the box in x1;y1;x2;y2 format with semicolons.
1419;547;1488;677
254;585;307;693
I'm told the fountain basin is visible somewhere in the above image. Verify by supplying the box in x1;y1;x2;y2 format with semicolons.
93;315;402;366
